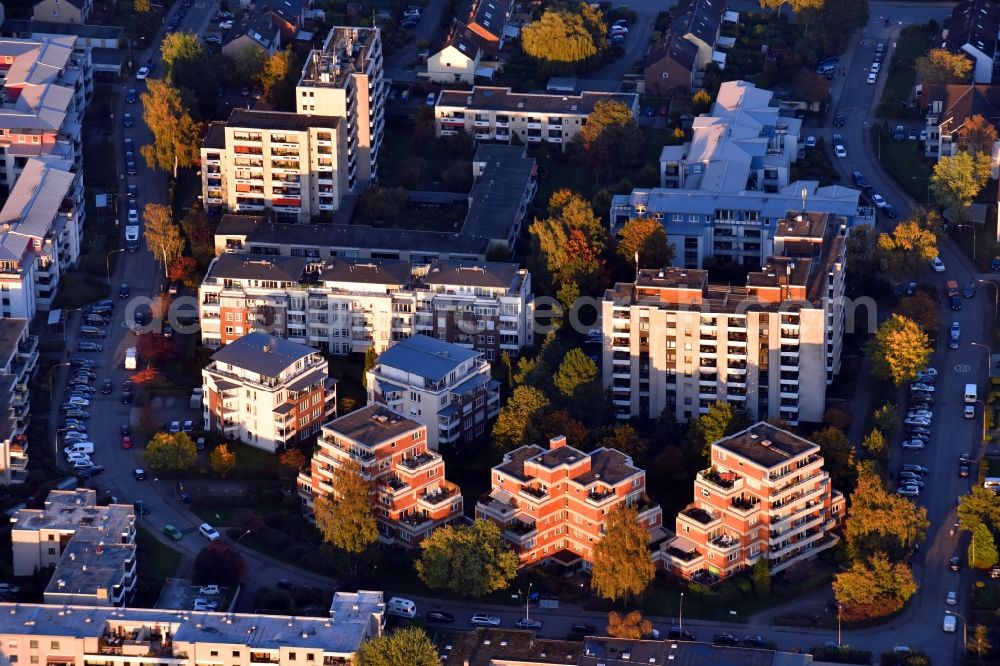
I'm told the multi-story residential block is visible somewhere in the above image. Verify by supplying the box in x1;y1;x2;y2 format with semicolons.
611;81;869;269
602;211;847;425
367;335;500;449
32;0;91;27
426;0;514;83
644;0;726;94
0;35;93;191
297;404;464;546
0;21;124;79
44;540;137;607
297;26;385;185
0;318;36;485
476;435;664;569
199;254;533;359
201;110;346;223
921;83;1000;173
202;332;337;452
435;86;639;150
662;422;845;582
942;0;999;84
0;594;385;665
0;158;84;319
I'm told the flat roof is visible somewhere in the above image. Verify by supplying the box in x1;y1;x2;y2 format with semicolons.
466;144;535;242
422;260;520;290
0;318;27;367
324;404;422;448
438;86;638;115
45;541;135;599
226;108;340;131
580;637;809;666
714;422;819;469
1;19;123;40
319;257;412;285
207;253;309;283
12;490;134;539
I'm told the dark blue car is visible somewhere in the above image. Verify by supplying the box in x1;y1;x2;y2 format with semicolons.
126;88;137;104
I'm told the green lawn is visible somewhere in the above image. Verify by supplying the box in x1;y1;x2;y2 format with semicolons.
135;524;182;580
876;25;934;119
51;274;108;308
872;124;934;203
193;501;285;527
950;200;1000;272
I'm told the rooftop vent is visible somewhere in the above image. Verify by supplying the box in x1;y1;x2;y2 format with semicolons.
760;439;772;447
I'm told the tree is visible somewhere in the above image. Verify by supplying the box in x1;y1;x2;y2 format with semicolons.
862;428;887;462
356;627;438;666
873;403;898;433
131;367;161;385
970;522;999;569
961;114;998;156
896;291;940;332
969;624;992;659
958;486;1000;532
876;221;938;284
591;505;655;603
845;224;879;276
521;10;598;74
832;551;917;620
811;427;856;492
210;443;236;478
278;448;306;473
818;0;869;46
363;346;379;375
758;0;823;36
358;185;407;221
529;190;608;298
143;432;197;471
533;409;588;447
140;79;201;178
597;424;646;461
793;69;831;104
578;100;644;178
441;160;473;191
312;459;378;567
688;400;751;459
691;90;712;114
143;203;185;277
866;314;933;386
617;218;674;269
751;557;771;599
161;32;203;71
493;385;550;449
224;44;268;88
554;348;599;398
845;470;929;562
916;48;973;84
167;256;198;284
137;333;176;367
193;541;246;586
179;207;216;268
930;151;992;219
606;610;653;639
134;0;151;11
257;48;292;99
415;519;518;597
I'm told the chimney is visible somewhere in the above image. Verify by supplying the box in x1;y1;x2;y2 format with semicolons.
549;435;567;449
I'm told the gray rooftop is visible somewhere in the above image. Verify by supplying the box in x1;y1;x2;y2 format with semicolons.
1;18;123;40
325;404;422;448
226;108;341;132
11;490;134;540
202;121;227;150
376;334;481;382
209;332;317;378
422;260;520;289
207;253;309;283
45;541;135;601
0;318;27;368
714;422;819;469
319;257;412;285
466;144;535;243
438;86;639;115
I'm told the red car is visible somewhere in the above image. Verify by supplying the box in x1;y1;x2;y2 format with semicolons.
121;435;132;449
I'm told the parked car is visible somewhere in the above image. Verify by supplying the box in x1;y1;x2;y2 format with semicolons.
834;144;847;158
901;465;929;475
949;556;962;571
713;633;740;646
516;618;543;630
668;626;696;641
198;523;221;541
133;467;146;480
121;436;132;449
163;524;183;541
931;256;946;272
896;485;919;497
470;614;502;627
136;66;149;80
960;464;971;478
169;420;181;433
883;204;898;219
901;440;925;450
425;611;455;623
963;280;977;298
572;624;598;635
871;194;886;208
743;635;771;648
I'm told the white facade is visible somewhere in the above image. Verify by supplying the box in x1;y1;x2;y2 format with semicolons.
0;319;36;485
427;44;479;84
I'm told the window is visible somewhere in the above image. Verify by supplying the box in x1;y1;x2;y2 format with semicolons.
233;652;240;658
29;641;37;649
289;654;296;661
210;652;219;657
306;655;315;662
50;643;59;650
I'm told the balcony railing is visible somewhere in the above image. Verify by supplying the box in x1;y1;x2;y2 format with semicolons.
698;468;740;491
730;496;760;512
680;506;719;526
521;485;548;500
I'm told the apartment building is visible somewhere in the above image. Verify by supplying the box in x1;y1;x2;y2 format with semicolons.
0;319;36;485
32;0;92;25
601;211;847;425
662;422;845;582
476;435;664;569
0;595;385;665
611;81;869;269
435;86;639;150
44;540;136;607
202;332;337;452
199;254;533;359
367;334;500;449
297;404;464;546
921;84;1000;174
0;157;84;319
201;110;347;223
0;35;93;191
297;26;385;185
942;0;999;84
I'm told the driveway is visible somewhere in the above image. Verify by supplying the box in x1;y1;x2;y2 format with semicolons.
578;12;656;91
385;0;449;82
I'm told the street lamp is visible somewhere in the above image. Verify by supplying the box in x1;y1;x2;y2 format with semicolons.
106;248;125;285
237;529;252;543
972;343;993;377
946;610;967;648
837;603;842;648
524;582;532;625
978;279;999;322
679;591;684;632
977;399;989;443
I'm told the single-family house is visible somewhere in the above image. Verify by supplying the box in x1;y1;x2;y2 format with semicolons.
943;0;1000;84
644;0;725;95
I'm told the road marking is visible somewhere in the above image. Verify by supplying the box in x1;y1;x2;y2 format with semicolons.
955;364;972;373
859;39;873;46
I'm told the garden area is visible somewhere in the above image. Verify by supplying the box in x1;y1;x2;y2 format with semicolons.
876;24;936;119
134;524;182;607
871;123;934;204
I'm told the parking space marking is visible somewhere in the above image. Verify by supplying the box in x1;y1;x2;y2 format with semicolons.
955;364;972;373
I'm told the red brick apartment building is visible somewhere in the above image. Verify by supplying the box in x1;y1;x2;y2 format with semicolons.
297;404;464;547
476;435;665;569
662;422;845;583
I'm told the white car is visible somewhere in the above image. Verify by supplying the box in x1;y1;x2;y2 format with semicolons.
904;417;931;427
946;591;957;605
906;411;933;419
69;459;94;470
867;72;877;84
896;486;920;497
834;144;847;158
871;194;887;208
198;523;221;541
804;136;817;148
871;62;881;73
902;465;929;475
917;368;938;378
911;383;935;393
136;66;150;80
65;452;90;463
965;405;976;419
218;20;234;29
931;256;945;272
919;130;928;141
199;584;221;595
470;614;502;627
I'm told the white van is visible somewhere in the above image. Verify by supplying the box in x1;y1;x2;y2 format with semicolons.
386;597;416;618
64;442;94;455
984;477;1000;491
965;384;978;404
943;614;956;632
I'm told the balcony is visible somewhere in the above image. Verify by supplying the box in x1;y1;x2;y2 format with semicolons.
398;452;439;472
697;468;741;492
398;512;434;529
520;485;548;500
418;481;459;507
680;506;720;526
586;487;617;505
730;496;760;513
665;545;703;563
504;517;536;537
707;534;740;551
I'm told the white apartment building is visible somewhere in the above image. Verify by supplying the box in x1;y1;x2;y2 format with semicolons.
435;86;639;150
0;157;83;319
0;319;36;485
0;35;93;191
367;334;500;449
602;212;847;425
44;540;137;607
0;593;385;665
611;81;870;269
202;332;337;452
297;26;385;185
199;255;533;360
201;110;347;223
